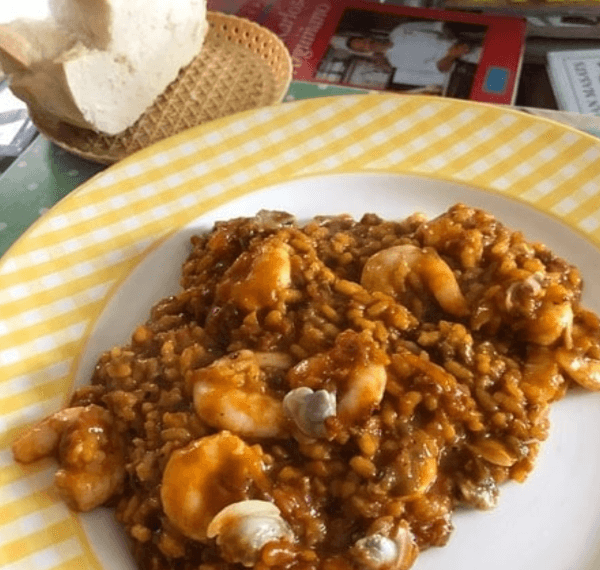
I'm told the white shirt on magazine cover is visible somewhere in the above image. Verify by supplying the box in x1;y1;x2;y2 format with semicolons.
387;20;479;87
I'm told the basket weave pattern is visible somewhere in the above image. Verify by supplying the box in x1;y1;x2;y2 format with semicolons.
31;12;293;164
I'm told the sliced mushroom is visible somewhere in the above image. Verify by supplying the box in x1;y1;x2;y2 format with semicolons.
254;351;294;370
468;438;517;468
283;387;336;438
389;431;439;496
556;348;600;391
207;500;294;567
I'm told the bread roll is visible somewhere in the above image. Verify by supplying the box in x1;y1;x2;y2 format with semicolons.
0;0;208;135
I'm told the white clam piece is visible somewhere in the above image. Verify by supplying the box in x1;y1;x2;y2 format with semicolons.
206;500;294;567
282;387;337;438
351;526;418;570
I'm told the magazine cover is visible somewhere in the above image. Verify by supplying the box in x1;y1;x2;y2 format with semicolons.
209;0;527;104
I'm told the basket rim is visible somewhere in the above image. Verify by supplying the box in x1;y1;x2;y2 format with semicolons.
30;11;293;165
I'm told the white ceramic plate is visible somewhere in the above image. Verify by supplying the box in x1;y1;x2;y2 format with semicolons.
2;94;600;570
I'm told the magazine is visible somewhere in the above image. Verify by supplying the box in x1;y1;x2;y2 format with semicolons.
546;49;600;115
208;0;527;104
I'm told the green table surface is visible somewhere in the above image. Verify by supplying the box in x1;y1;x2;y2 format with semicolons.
0;82;371;258
1;81;599;258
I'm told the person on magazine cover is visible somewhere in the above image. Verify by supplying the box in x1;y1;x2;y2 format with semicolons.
334;19;481;88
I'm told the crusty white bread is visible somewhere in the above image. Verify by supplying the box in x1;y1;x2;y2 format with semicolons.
0;0;208;135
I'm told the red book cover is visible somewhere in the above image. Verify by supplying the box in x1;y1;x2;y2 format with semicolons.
208;0;527;104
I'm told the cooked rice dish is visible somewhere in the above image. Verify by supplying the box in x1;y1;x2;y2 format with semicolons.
13;204;600;570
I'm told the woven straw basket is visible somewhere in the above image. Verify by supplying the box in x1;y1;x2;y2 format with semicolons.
30;12;293;164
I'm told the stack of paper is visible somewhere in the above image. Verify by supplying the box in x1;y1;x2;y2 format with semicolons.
547;48;600;116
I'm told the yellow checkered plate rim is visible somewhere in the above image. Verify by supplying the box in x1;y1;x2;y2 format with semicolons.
1;93;600;570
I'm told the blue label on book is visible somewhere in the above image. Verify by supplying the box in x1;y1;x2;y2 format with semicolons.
483;67;509;95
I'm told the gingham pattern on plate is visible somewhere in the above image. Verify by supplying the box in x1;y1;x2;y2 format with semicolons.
1;94;600;569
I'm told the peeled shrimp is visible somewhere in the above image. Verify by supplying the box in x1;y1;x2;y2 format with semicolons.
523;298;573;347
189;350;290;438
216;238;292;312
338;361;388;427
361;244;468;317
505;272;575;347
12;404;124;511
161;432;272;541
287;330;389;429
521;346;565;403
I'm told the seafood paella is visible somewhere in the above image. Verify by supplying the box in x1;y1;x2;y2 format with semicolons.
12;204;600;570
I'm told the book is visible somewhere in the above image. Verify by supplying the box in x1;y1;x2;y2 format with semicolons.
515;62;559;109
546;49;600;115
441;0;600;38
208;0;527;104
443;0;600;11
524;14;600;39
